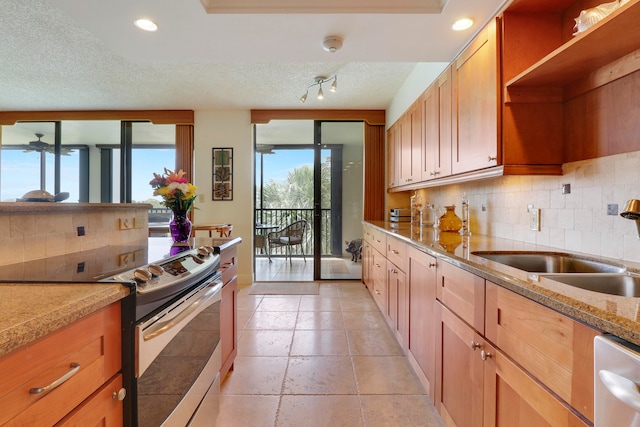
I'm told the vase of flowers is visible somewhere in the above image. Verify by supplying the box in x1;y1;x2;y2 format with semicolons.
149;168;197;243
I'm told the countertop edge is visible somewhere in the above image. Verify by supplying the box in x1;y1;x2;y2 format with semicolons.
0;283;130;358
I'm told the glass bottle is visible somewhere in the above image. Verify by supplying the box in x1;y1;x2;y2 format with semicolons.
461;192;470;236
438;205;463;232
421;203;436;227
410;191;424;227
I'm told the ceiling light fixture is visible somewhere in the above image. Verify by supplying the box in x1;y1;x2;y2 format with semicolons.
134;18;158;32
322;36;343;53
299;75;337;103
452;18;473;31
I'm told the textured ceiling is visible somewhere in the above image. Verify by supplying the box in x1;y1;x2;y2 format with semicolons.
0;0;507;112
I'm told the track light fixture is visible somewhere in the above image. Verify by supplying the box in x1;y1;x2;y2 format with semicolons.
299;75;337;103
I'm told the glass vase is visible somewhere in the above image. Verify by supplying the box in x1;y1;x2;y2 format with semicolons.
169;211;192;243
438;205;463;232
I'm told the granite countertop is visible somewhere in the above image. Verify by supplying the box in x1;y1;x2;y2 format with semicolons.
0;283;131;358
366;220;640;346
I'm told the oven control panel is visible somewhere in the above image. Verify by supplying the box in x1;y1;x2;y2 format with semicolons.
109;246;219;295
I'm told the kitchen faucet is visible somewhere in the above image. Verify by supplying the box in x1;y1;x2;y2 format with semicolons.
620;199;640;238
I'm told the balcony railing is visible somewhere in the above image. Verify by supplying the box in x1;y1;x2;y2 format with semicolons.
255;208;333;257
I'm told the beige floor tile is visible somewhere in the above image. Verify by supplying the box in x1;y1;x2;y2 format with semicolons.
353;356;425;395
236;294;263;311
284;356;357;395
342;310;388;330
290;330;350;356
236;310;255;330
336;283;370;297
237;330;293;357
217;394;279;427
317;284;340;297
257;296;301;312
221;356;288;395
295;311;345;330
276;395;364;427
347;329;404;356
360;395;444;427
246;311;298;330
299;296;342;312
340;296;378;311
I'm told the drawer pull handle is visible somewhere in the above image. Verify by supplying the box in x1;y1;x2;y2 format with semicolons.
599;370;640;413
488;156;497;162
428;263;436;268
391;249;399;254
30;362;80;395
113;387;127;401
481;350;492;361
470;341;481;351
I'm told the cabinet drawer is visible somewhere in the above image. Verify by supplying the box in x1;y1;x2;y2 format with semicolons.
437;260;485;334
364;225;387;255
386;237;407;271
56;374;124;427
485;282;600;422
219;247;237;285
370;248;387;283
0;303;121;426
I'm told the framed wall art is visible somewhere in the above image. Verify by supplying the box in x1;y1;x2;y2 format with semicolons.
212;147;233;201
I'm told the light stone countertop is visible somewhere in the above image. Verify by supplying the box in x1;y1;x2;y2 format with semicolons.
366;220;640;346
0;283;131;358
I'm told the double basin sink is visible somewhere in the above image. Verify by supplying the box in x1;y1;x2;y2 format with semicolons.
472;251;640;297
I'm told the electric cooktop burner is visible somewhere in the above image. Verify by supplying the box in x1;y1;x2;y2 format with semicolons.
0;245;154;283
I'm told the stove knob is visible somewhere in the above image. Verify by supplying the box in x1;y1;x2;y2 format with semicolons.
148;264;164;277
197;247;209;257
191;254;205;264
204;245;215;254
134;268;153;282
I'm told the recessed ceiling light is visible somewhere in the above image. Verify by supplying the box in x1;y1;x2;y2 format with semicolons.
134;19;158;32
452;18;473;31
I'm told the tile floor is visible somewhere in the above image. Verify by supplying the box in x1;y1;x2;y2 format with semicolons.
217;281;444;427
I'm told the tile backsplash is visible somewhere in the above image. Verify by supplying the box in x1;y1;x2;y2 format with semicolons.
416;151;640;263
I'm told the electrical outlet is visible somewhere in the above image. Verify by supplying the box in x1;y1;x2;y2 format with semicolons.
77;226;85;236
607;204;618;215
530;208;541;231
119;218;132;230
198;194;205;203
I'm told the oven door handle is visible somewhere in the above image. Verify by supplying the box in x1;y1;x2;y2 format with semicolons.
599;370;640;414
143;281;220;342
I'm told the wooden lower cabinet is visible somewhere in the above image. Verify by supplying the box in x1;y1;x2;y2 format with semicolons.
56;374;124;427
407;246;438;400
387;259;407;351
0;302;122;427
220;245;238;380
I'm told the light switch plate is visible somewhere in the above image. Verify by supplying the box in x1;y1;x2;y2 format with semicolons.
530;208;541;231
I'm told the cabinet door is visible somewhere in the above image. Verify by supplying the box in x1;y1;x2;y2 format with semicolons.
483;346;590;427
407;246;437;399
56;374;124;427
422;82;439;180
221;276;238;379
437;66;453;178
370;248;387;312
437;304;484;427
485;282;599;422
387;125;400;188
409;101;423;184
399;114;413;185
362;240;372;288
452;18;499;174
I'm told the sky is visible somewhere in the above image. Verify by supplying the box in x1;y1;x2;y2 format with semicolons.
258;148;315;184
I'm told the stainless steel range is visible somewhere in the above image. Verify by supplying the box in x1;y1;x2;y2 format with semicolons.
104;244;222;427
0;242;223;427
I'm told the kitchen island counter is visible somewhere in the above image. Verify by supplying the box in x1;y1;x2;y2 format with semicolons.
365;220;640;346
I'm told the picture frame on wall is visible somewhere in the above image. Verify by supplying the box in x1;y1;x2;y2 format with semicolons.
212;147;233;201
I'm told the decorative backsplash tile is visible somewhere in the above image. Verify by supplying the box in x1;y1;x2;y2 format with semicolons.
417;151;640;263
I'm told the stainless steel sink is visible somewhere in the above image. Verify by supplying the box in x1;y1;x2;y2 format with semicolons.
544;274;640;298
472;251;626;274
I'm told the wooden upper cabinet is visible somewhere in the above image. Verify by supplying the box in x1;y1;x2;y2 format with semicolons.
398;102;422;186
422;67;452;181
386;125;400;188
452;18;499;175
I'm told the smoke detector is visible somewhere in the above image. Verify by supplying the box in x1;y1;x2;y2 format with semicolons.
322;36;343;53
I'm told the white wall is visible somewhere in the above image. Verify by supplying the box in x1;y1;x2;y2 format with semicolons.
193;110;254;285
386;62;448;128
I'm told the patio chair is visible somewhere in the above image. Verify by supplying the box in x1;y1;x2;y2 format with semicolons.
267;220;307;264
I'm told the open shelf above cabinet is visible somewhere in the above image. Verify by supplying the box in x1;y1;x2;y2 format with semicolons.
506;0;640;89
